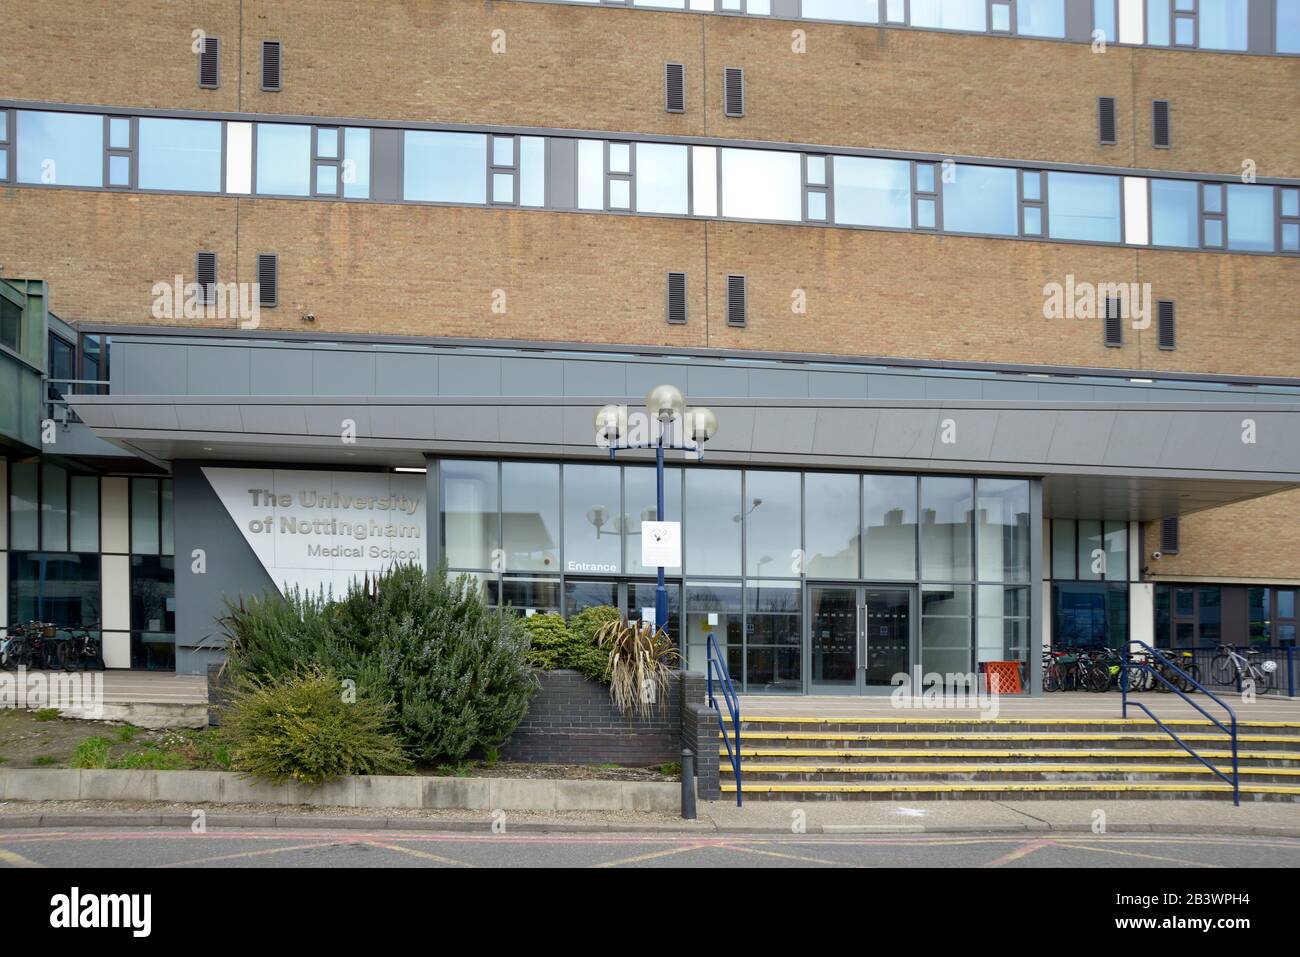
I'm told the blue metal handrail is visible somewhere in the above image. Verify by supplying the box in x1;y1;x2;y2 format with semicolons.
706;634;742;806
1122;640;1239;807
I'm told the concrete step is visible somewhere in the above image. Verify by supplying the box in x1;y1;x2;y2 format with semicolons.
720;764;1300;785
721;781;1300;802
727;731;1300;750
721;747;1300;765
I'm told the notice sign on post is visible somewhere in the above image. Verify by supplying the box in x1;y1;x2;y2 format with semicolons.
640;520;681;569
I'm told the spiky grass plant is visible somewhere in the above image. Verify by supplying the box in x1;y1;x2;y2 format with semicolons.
595;619;680;718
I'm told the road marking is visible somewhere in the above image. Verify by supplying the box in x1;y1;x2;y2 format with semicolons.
0;847;45;868
362;841;474;867
982;839;1054;867
1051;840;1221;868
593;844;708;868
157;841;336;868
712;842;859;867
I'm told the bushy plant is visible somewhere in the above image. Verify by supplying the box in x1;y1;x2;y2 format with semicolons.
521;614;573;671
221;564;537;763
596;620;680;718
566;605;622;683
220;668;411;785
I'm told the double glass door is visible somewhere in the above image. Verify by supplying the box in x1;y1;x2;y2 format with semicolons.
809;584;913;694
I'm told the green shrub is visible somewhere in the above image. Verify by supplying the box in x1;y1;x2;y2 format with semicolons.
522;613;574;671
221;563;537;764
566;605;621;683
220;668;411;785
71;736;111;769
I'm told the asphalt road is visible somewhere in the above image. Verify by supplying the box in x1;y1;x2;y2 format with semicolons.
1;827;1298;868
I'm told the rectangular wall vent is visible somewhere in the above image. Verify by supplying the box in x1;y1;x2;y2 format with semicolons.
1104;296;1123;347
257;254;278;307
261;41;283;92
1157;300;1175;350
199;36;221;89
1152;100;1171;148
195;251;217;304
726;274;747;326
1097;96;1117;145
665;63;685;113
666;272;687;324
724;67;745;118
1160;517;1180;554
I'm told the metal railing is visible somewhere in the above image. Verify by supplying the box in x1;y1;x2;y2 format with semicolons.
44;375;111;426
1122;640;1239;807
706;633;742;807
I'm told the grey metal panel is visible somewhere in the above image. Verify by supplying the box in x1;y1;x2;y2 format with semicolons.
113;404;181;430
988;410;1057;464
371;127;404;203
498;404;566;445
808;370;870;399
625;362;689;400
375;351;437;396
563;359;627;398
251;347;313;395
435;406;500;442
187;346;251;395
174;404;246;432
751;408;818;455
1065;0;1095;41
121;343;187;395
238;404;308;435
923;377;984;400
48;422;138;458
304;406;373;438
872;409;940;460
1248;0;1274;54
980;378;1040;400
1038;382;1096;402
706;406;756;453
1157;412;1230;469
811;408;879;456
1102;411;1175;468
371;405;438;441
930;409;997;461
548;137;577;211
312;351;376;395
747;367;809;398
772;0;801;18
688;364;749;398
562;404;601;448
867;374;926;400
1046;409;1115;465
438;355;502;396
500;357;564;396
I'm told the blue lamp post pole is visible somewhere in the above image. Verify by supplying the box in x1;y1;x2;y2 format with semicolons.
596;386;717;649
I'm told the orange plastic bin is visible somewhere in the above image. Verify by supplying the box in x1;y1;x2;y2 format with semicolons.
982;661;1023;695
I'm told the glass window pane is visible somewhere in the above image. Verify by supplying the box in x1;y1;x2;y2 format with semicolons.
744;471;800;577
1226;184;1275;252
1047;172;1121;243
609;178;630;209
720;149;802;222
108;117;130;149
1076;519;1103;581
500;576;560;616
69;475;99;552
921;584;972;681
977;584;1030;667
976;479;1030;582
9;552;101;629
910;0;987;30
833;156;912;229
685;469;741;576
565;579;618;616
8;463;39;550
131;554;175;669
17;111;103;187
1174;15;1195;44
1017;0;1065;36
942;164;1018;236
1093;0;1117;42
1023;206;1042;235
807;190;827;221
1280;0;1300;53
255;123;311;196
624;465;682;576
519;136;545;207
342;128;371;199
745;582;802;692
1203;184;1223;213
440;460;498;569
920;477;972;581
916;198;936;228
1051;519;1076;579
1022;172;1041;202
635;142;689;215
108;154;130;186
1199;0;1247;49
316;164;338;195
609;142;631;175
627;580;681;647
403;130;487;204
864;475;918;580
502;462;559;572
0;111;8;141
1150;179;1199;248
916;163;936;194
805;473;858;578
40;464;68;552
563;464;621;574
131;478;160;555
802;0;879;22
492;136;514;167
1282;189;1299;218
1204;218;1224;247
1147;0;1171;44
492;171;514;203
316;127;339;159
0;151;7;181
806;155;827;186
992;2;1012;30
577;139;604;210
1283;223;1300;252
1278;589;1296;619
137;118;223;192
1103;520;1126;582
685;581;742;675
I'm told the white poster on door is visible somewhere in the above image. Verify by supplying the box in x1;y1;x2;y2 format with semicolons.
203;467;427;597
640;520;681;569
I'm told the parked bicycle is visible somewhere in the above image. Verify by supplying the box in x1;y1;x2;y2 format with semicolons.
56;622;104;672
1153;649;1201;693
0;621;60;670
1210;643;1276;695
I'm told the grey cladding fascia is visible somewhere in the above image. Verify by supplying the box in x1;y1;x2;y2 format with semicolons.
548;137;577;211
1247;0;1274;54
1065;0;1095;41
370;127;404;202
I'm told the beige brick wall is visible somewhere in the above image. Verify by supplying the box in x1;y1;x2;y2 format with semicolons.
1142;489;1300;584
6;1;1297;176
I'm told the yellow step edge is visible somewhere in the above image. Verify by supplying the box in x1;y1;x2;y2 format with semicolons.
732;731;1295;743
719;782;1300;794
722;748;1300;760
721;764;1300;776
724;716;1300;729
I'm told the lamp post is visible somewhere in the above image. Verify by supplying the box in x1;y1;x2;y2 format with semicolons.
595;385;717;646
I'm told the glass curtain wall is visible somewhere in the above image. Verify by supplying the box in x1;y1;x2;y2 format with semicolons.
435;459;1034;693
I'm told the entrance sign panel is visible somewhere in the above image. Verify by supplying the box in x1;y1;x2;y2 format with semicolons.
203;467;427;597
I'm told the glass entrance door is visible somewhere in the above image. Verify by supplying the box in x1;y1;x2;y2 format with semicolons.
809;584;913;694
